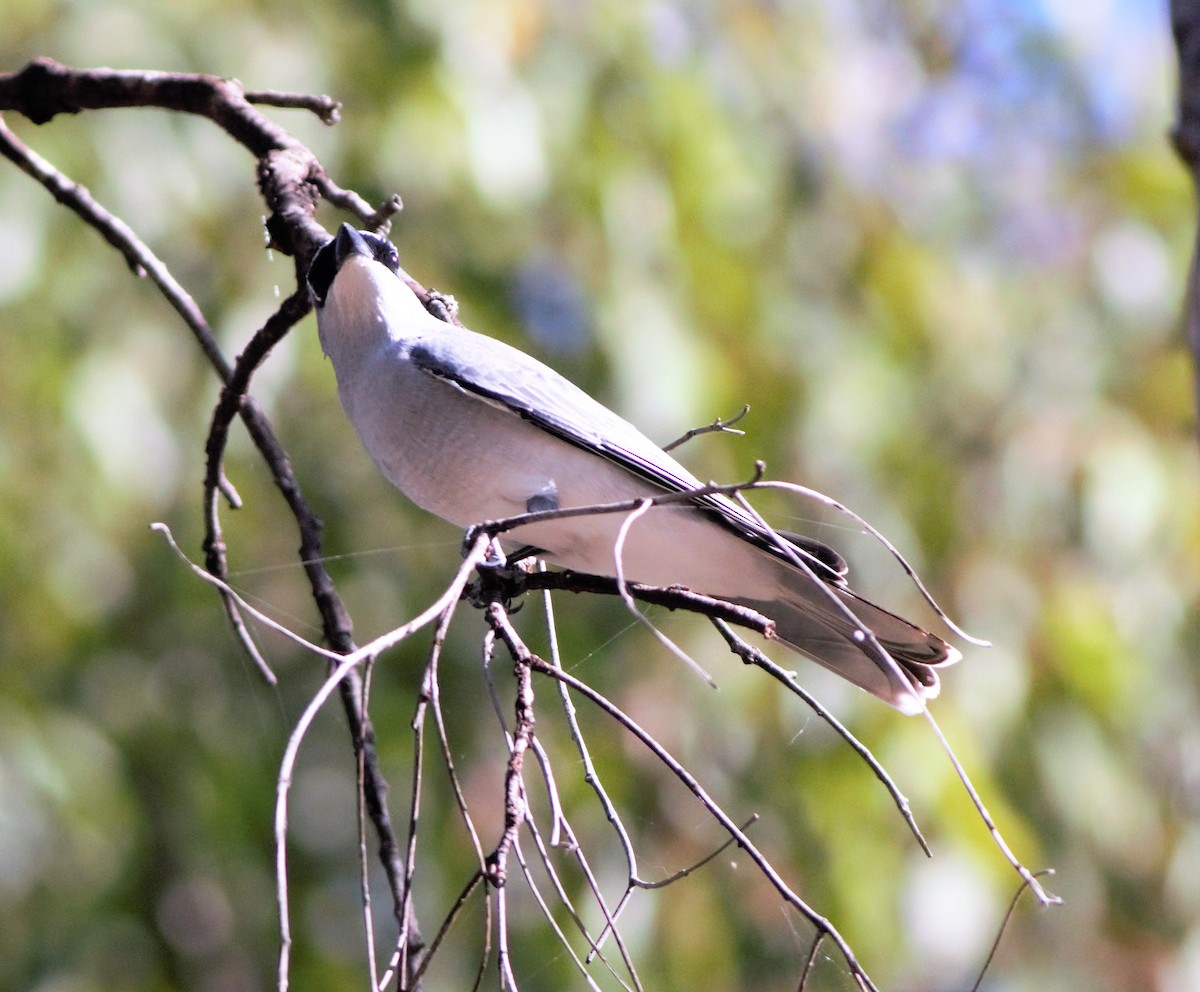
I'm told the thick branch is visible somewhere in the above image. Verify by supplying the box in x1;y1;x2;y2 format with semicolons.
0;57;429;981
519;568;774;638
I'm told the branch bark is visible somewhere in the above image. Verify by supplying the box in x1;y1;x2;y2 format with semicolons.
0;57;425;983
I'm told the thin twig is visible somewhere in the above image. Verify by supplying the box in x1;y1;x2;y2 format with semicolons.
243;88;341;124
921;710;1060;907
0;115;234;375
635;814;761;890
662;403;750;452
488;607;880;992
732;488;935;707
496;883;517;991
797;933;825;992
270;531;491;992
508;833;622;992
749;480;990;647
528;735;567;848
610;498;717;686
554;828;643;990
523;568;774;638
494;604;642;990
712;619;930;856
401;871;486;991
538;579;644;964
970;869;1057;992
356;669;382;991
483;602;537;889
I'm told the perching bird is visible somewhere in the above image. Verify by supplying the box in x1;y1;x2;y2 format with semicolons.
307;224;960;713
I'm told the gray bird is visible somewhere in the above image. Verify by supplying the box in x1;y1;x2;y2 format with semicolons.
308;224;960;713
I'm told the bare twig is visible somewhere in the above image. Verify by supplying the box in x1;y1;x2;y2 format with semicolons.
538;581;644;965
243;87;341;123
497;588;643;987
798;933;825;992
483;602;538;889
662;403;750;452
395;601;465;987
611;498;717;686
273;532;492;992
712;619;931;856
634;815;760;890
400;871;486;991
921;710;1060;907
0;116;233;373
970;869;1057;992
522;568;775;637
509;833;627;992
0;59;444;983
486;605;880;992
356;667;383;991
747;481;991;646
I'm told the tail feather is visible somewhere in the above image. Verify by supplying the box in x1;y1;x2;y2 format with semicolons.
732;586;960;715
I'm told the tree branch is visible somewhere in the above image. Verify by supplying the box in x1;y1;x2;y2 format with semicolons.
0;57;429;985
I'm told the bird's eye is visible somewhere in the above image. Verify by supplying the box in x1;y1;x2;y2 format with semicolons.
361;232;402;274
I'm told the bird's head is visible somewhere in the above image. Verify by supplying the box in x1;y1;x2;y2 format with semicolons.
308;224;426;356
308;223;402;306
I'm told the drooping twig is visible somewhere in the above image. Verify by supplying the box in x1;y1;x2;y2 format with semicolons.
152;521;491;991
393;593;470;989
537;582;643;966
509;831;629;992
745;481;990;647
969;869;1057;992
485;604;880;992
921;710;1060;907
611;498;717;686
712;619;931;856
798;933;825;992
0;115;233;373
272;532;492;992
355;659;383;990
0;59;444;984
491;591;642;987
400;870;486;992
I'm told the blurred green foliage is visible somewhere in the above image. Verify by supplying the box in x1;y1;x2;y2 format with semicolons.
1;1;1197;990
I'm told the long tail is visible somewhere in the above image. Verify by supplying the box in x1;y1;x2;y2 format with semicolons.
731;585;960;714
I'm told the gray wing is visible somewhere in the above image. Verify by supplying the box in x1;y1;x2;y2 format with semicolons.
411;323;958;705
409;327;848;582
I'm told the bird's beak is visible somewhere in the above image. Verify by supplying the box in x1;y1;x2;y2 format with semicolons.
309;223;373;306
333;223;372;267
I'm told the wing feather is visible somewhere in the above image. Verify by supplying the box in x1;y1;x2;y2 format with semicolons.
410;330;845;583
